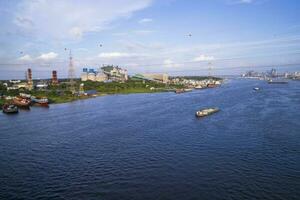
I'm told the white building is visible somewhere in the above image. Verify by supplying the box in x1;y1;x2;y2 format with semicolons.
81;66;128;82
96;73;108;82
142;73;169;83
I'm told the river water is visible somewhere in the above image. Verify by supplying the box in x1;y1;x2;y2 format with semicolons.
0;79;299;200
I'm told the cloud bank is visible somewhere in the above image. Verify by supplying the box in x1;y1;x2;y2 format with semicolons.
14;0;153;40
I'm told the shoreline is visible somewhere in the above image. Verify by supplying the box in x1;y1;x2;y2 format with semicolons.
50;89;170;104
0;89;171;109
0;77;223;110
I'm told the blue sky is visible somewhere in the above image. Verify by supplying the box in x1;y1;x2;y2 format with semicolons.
0;0;300;79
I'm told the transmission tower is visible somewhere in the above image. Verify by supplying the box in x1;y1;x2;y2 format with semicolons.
68;50;76;93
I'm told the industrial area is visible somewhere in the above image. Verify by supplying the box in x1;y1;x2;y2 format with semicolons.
0;52;223;114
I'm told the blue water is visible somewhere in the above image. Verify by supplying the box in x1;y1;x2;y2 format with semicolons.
0;79;300;200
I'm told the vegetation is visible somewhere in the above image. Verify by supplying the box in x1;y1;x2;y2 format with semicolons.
172;76;222;81
0;79;183;107
0;99;5;109
82;79;180;94
0;76;221;108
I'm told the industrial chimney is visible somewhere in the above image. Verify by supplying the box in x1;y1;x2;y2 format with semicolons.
27;68;33;90
52;70;59;86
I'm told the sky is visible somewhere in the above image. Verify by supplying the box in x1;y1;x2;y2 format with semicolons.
0;0;300;79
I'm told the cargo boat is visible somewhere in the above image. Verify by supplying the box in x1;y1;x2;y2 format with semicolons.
195;108;220;117
2;104;18;114
13;97;31;109
31;96;49;107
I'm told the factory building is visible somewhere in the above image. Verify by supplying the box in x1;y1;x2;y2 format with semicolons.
141;73;169;83
81;65;127;82
81;68;104;82
102;65;128;82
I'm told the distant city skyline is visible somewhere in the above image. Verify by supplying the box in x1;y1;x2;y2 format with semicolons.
1;0;300;79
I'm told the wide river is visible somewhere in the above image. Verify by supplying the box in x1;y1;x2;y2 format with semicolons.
0;79;299;200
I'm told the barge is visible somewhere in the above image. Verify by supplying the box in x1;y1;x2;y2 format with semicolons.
195;108;220;117
13;97;31;109
31;96;49;107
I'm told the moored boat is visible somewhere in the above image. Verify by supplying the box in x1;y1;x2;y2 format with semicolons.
253;87;260;91
31;96;49;107
268;79;288;84
13;97;31;109
184;88;193;92
175;89;184;94
195;85;204;89
175;88;193;94
195;108;220;117
2;104;19;114
207;84;218;88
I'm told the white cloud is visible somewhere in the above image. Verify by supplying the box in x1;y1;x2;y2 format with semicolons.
229;0;254;4
164;59;173;66
69;27;83;39
75;48;89;52
112;32;129;37
239;0;253;3
133;30;155;35
37;52;58;61
98;52;133;59
139;18;153;24
14;0;153;40
163;59;183;68
18;54;32;61
18;52;58;62
193;55;215;62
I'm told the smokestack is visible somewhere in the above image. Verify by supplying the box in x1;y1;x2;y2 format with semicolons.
27;68;32;82
27;68;33;90
52;70;58;85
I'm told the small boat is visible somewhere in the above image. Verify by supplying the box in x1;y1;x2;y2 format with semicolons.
196;108;220;117
31;96;49;107
195;85;204;89
268;79;288;84
175;89;184;94
2;104;19;114
13;97;31;109
175;88;193;94
19;93;31;98
184;88;193;92
207;84;218;88
253;87;260;91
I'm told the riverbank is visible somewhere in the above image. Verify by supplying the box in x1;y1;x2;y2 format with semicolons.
0;86;172;109
0;77;221;109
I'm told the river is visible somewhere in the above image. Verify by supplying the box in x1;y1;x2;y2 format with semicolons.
0;79;299;200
